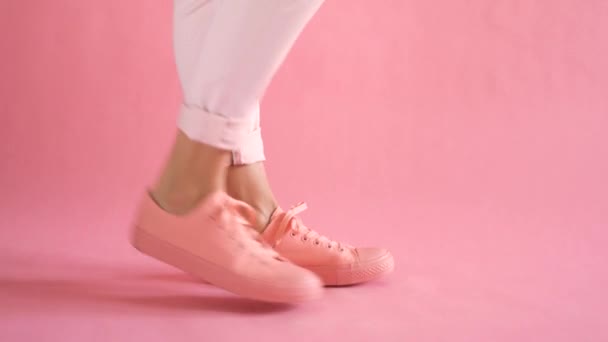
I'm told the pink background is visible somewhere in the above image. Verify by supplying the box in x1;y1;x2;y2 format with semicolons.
1;0;607;341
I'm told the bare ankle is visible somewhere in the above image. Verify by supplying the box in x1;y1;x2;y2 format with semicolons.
150;186;204;215
226;162;279;231
152;130;231;214
251;203;278;232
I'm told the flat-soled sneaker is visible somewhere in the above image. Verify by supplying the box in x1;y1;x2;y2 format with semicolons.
262;203;394;286
131;192;323;303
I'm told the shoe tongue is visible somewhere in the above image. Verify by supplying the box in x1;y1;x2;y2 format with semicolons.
260;207;286;245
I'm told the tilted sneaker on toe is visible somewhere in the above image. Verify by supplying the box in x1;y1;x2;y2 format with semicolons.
131;192;323;303
262;203;395;286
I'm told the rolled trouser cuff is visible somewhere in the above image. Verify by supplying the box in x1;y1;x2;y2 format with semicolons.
177;103;254;151
232;127;265;165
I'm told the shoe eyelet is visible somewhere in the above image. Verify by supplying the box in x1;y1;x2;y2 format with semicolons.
301;236;308;242
314;240;320;246
340;248;345;252
290;232;297;237
327;244;332;249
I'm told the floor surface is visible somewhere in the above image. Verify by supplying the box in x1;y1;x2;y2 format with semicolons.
1;197;605;342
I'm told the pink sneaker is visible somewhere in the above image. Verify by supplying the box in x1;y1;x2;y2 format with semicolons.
131;192;323;303
262;203;395;286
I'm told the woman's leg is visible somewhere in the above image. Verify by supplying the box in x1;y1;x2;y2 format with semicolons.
153;0;324;212
133;0;327;303
227;162;278;230
217;0;395;283
152;0;226;214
